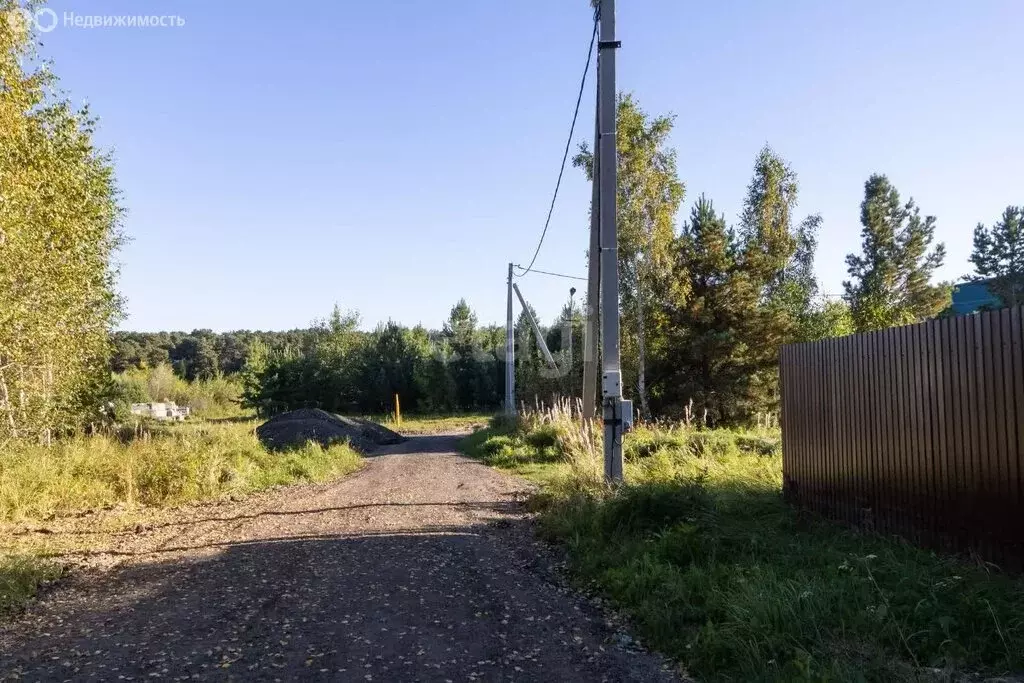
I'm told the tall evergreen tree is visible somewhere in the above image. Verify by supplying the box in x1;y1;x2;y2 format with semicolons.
443;299;477;342
443;299;493;409
655;196;753;422
740;146;799;290
844;175;950;331
737;146;818;412
969;205;1024;308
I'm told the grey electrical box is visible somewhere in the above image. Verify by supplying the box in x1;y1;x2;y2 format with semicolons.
620;399;634;432
602;371;621;396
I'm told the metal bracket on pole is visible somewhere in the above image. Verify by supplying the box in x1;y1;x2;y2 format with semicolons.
512;283;558;371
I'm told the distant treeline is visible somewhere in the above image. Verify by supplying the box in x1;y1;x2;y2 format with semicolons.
112;299;578;415
111;329;314;379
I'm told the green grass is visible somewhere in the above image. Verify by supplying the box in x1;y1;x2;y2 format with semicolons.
375;412;493;435
0;417;364;617
0;554;63;618
460;422;570;487
463;413;1024;682
0;419;363;522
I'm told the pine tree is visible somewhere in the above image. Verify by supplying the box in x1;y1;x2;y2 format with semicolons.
740;146;799;289
240;340;270;415
844;175;950;331
737;146;818;412
969;205;1024;308
656;196;754;422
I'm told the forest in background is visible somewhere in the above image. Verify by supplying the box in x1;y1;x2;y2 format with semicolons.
109;100;1023;425
4;0;1023;438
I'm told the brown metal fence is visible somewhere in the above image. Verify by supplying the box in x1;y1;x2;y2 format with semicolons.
780;305;1024;568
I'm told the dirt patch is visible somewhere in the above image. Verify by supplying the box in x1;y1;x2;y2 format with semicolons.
255;408;405;453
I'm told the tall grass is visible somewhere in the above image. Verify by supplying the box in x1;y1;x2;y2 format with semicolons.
373;412;492;435
0;420;361;521
112;365;242;419
0;418;363;617
0;554;63;617
464;407;1024;681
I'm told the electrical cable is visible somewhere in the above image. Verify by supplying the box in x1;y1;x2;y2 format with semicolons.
513;266;587;282
515;11;599;277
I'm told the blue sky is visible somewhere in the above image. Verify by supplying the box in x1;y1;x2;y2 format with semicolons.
34;0;1024;332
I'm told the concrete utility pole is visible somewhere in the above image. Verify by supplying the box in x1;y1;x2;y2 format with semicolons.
597;0;630;481
581;42;601;421
505;263;516;415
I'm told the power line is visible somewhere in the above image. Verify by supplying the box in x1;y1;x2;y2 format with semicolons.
513;265;587;282
515;11;598;277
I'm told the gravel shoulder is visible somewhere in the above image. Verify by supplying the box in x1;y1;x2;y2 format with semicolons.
0;434;680;682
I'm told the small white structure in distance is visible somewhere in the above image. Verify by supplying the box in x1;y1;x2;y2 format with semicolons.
130;402;191;421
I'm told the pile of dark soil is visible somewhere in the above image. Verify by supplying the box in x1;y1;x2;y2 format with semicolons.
256;409;405;453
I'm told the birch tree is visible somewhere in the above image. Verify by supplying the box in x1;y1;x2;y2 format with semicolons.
573;94;684;419
0;1;124;439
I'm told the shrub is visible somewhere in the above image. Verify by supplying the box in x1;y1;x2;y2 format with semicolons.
481;435;514;458
625;425;689;460
734;432;780;457
109;367;242;420
525;424;559;450
686;431;736;458
111;372;149;404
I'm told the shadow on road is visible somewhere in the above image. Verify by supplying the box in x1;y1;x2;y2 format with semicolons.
39;500;527;539
368;434;466;457
0;514;675;682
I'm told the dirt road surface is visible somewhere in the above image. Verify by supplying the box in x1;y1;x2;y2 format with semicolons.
1;435;680;682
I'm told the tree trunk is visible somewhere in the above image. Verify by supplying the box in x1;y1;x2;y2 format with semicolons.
636;295;651;421
0;366;18;437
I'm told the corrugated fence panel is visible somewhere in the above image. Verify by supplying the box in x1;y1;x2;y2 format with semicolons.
780;306;1024;569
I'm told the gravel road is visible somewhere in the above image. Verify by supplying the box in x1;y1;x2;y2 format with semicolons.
1;435;680;682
